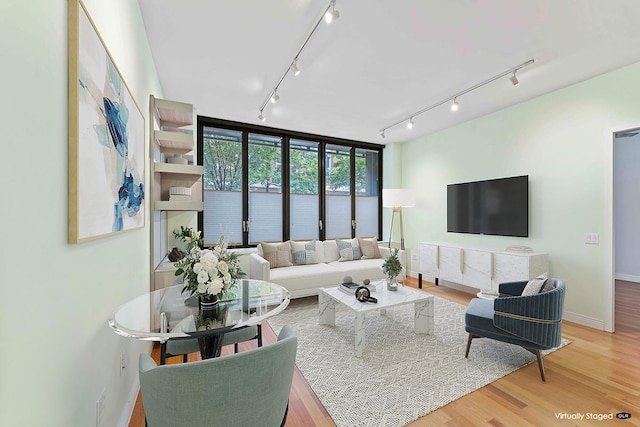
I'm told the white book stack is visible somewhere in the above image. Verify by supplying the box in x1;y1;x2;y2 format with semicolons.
169;186;191;202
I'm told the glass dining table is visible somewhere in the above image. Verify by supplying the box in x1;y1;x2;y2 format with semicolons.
109;279;290;359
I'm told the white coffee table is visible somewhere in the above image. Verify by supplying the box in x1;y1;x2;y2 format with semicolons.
318;282;434;357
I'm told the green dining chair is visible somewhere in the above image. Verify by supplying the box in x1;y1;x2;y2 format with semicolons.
140;325;297;427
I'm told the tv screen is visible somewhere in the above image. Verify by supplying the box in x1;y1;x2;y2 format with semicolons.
447;175;528;237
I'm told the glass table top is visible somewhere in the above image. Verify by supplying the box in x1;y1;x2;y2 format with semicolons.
109;279;290;342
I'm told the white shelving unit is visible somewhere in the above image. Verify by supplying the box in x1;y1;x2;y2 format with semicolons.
149;95;203;289
151;96;203;212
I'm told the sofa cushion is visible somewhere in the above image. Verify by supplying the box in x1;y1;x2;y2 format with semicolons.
521;272;548;296
259;242;293;268
268;263;344;297
336;238;362;261
357;237;381;259
327;258;386;283
323;240;339;263
315;240;326;263
290;240;318;265
540;277;556;293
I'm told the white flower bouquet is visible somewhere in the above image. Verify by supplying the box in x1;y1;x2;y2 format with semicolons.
174;236;244;301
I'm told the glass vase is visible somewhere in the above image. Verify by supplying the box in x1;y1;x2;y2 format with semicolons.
387;276;398;291
199;294;219;310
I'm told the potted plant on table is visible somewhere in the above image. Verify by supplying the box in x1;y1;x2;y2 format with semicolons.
174;235;244;309
381;248;403;291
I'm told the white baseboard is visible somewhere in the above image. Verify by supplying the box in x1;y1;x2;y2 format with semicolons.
119;375;140;427
615;273;640;283
563;310;607;331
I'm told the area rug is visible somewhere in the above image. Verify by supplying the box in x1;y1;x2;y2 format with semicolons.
267;295;569;427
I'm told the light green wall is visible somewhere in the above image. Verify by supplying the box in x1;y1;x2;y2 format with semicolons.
397;61;640;331
0;1;162;425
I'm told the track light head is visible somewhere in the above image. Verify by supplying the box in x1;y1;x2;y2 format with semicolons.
510;71;519;86
451;98;459;111
291;61;301;76
380;130;386;138
325;1;339;23
258;112;265;122
270;92;280;103
407;118;414;129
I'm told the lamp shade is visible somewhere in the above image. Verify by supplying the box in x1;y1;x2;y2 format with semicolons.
382;189;415;208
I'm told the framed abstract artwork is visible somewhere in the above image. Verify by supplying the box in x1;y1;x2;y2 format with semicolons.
68;0;145;243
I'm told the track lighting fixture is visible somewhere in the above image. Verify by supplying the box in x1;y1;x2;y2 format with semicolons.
378;59;534;138
407;118;414;129
451;98;459;111
510;71;519;86
325;0;340;24
259;0;340;122
291;60;301;76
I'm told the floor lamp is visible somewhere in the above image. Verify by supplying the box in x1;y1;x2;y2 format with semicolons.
382;189;415;251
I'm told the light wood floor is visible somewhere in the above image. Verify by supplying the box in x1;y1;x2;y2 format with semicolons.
129;278;640;427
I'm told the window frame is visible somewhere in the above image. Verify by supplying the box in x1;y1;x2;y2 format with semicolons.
197;116;383;247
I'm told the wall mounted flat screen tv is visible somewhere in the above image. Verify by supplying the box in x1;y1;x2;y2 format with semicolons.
447;175;528;237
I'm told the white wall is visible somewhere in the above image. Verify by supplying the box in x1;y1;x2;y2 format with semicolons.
396;61;640;331
614;132;640;282
0;1;162;425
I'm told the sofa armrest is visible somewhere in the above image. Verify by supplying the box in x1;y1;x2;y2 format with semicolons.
249;253;270;281
498;280;528;296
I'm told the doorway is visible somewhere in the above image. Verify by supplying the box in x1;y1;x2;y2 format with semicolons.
613;128;640;332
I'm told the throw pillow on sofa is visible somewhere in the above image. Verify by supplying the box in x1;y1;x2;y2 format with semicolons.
336;238;362;262
259;242;293;268
290;240;319;265
357;237;381;259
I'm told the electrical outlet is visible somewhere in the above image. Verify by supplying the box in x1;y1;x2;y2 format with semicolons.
96;388;106;426
411;254;418;261
584;233;599;245
119;352;125;377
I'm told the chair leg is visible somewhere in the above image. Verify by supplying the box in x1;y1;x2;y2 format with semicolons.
160;342;167;365
523;348;546;382
182;354;188;363
464;334;476;358
257;324;263;347
234;343;239;353
533;349;546;382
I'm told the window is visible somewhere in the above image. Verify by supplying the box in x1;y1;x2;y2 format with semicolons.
202;127;243;245
355;148;379;238
248;133;283;244
325;144;352;239
290;139;319;240
198;117;382;246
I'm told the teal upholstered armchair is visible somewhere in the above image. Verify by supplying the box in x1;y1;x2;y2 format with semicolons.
464;278;566;381
140;325;297;427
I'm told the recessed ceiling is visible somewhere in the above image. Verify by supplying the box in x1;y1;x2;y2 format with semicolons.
138;0;640;144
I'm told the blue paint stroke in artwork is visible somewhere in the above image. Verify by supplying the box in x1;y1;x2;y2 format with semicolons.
107;59;122;98
112;171;145;232
93;124;110;148
103;98;128;158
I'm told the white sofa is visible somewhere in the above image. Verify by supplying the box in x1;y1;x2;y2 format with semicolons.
249;239;405;298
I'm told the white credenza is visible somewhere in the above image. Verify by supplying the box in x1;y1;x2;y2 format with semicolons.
418;241;548;291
